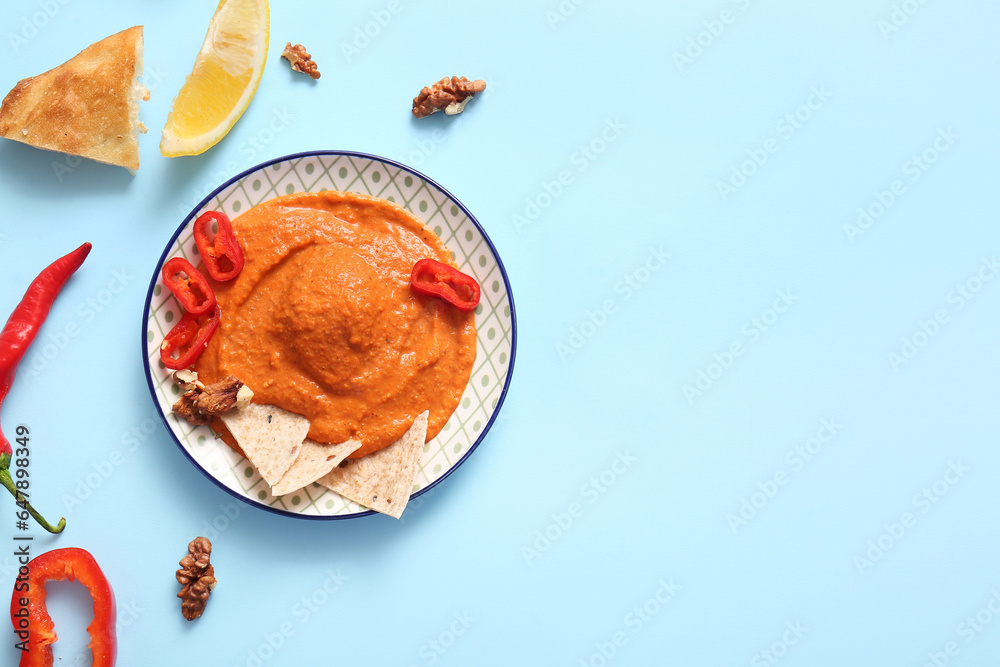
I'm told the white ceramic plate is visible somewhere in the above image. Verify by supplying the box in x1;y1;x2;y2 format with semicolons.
142;151;516;519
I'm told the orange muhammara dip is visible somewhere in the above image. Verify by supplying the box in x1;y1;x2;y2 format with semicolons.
195;191;477;459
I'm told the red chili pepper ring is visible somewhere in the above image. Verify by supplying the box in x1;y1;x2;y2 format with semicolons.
193;211;244;282
160;304;221;371
410;259;481;312
161;257;215;315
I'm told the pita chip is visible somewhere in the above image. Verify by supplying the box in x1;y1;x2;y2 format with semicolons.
0;26;149;171
318;411;429;519
271;438;362;497
221;404;309;487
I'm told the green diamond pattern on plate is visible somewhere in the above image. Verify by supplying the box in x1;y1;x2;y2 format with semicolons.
396;172;422;201
378;182;405;205
277;170;306;198
331;158;358;191
298;157;323;190
360;162;391;197
145;153;513;519
267;160;293;184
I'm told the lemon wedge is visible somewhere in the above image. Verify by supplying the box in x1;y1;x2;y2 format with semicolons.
160;0;269;157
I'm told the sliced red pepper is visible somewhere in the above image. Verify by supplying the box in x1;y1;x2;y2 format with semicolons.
159;304;221;370
161;257;215;315
410;258;481;312
193;211;244;282
9;547;116;667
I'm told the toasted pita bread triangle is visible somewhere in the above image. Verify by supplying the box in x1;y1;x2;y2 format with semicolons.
318;411;429;519
0;26;149;171
271;438;362;497
221;404;309;488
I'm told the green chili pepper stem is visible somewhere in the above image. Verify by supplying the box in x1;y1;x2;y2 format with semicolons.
0;453;65;533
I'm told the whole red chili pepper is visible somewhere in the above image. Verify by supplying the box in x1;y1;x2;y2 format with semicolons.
10;547;116;667
161;257;215;315
159;304;221;370
193;211;244;282
410;258;481;311
0;242;91;534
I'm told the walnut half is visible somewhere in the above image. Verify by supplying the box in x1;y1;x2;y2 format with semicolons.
172;375;251;426
282;43;320;79
412;76;487;118
177;537;217;621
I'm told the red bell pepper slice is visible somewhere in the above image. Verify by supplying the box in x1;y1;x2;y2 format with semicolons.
193;211;244;282
159;304;221;370
410;259;481;311
161;257;215;315
9;547;116;667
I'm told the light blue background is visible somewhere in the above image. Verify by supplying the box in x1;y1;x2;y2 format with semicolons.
1;0;999;665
